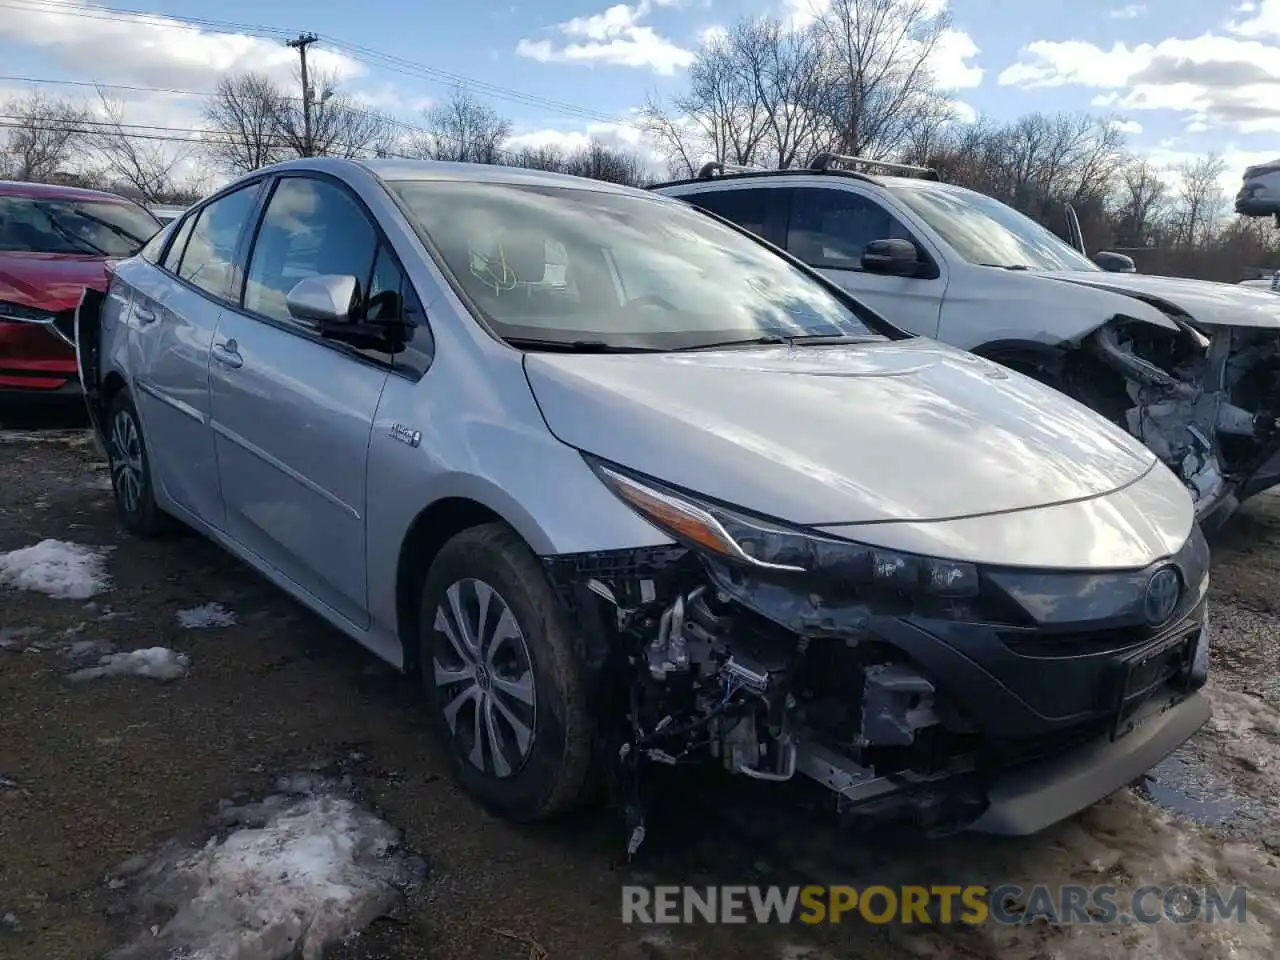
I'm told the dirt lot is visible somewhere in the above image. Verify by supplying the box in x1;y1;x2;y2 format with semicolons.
2;404;1280;960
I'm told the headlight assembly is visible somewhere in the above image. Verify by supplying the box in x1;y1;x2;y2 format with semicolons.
587;456;979;600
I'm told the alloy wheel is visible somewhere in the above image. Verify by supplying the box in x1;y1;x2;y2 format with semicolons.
432;578;538;778
109;408;144;515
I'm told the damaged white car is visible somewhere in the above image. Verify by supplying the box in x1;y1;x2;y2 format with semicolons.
653;156;1280;531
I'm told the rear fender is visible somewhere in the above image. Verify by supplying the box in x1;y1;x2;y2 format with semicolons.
75;286;108;451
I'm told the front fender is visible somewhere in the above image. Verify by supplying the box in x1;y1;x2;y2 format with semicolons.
939;270;1179;351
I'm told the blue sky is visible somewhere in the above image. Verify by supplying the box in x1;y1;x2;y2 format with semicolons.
3;0;1280;186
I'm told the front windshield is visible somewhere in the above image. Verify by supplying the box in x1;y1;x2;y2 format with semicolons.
886;183;1101;273
388;179;887;349
0;196;161;257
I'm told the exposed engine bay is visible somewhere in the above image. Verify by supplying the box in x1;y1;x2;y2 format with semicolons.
1033;313;1280;526
548;554;990;858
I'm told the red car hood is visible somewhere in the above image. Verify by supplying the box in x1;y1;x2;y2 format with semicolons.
0;251;109;313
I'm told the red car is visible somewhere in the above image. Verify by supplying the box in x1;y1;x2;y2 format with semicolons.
0;180;162;399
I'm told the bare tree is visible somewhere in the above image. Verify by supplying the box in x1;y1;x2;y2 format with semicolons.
85;90;189;202
271;68;396;160
641;29;773;176
201;73;286;174
1170;153;1227;248
814;0;956;159
561;137;648;186
0;90;90;181
1113;158;1170;246
414;88;511;164
509;144;565;172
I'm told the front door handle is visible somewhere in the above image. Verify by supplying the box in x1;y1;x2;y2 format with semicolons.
211;339;243;369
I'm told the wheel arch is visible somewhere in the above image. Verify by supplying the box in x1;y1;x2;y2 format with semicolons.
395;496;530;674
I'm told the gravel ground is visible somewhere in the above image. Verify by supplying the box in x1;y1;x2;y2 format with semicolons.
2;404;1279;959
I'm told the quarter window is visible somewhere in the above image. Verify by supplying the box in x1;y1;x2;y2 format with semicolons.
176;182;262;299
786;188;913;269
161;215;195;273
243;177;378;325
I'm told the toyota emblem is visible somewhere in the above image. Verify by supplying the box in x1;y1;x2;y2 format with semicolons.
1143;566;1181;626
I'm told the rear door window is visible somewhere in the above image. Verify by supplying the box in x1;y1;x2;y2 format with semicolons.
175;182;263;301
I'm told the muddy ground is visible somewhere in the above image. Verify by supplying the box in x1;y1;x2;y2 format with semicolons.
2;403;1280;960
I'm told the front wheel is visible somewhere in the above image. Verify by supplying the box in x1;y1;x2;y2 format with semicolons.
418;522;595;821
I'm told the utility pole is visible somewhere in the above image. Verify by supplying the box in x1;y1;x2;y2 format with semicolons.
287;33;319;156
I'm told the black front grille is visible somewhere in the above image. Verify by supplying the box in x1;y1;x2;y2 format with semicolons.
997;602;1204;659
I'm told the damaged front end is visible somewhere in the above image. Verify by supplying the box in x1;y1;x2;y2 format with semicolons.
1056;311;1280;531
544;457;1212;858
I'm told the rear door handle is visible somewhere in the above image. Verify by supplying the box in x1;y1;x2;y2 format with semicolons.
211;339;243;369
134;304;157;325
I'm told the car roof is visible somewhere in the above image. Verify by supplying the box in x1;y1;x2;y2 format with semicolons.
0;179;142;204
647;166;955;196
249;156;658;200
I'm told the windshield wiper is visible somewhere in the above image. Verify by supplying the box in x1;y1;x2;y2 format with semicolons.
978;263;1032;271
675;332;882;351
503;337;664;353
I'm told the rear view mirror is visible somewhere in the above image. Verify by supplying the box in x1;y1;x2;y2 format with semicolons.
861;238;922;277
286;275;359;325
1093;251;1136;273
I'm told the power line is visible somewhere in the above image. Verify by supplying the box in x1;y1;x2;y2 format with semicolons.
0;75;436;139
0;0;643;131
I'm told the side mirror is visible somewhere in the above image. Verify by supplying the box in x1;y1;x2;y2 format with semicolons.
286;275;360;325
861;238;922;276
1093;251;1136;273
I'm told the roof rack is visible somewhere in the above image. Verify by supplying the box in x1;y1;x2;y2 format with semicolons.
808;152;940;181
695;160;768;179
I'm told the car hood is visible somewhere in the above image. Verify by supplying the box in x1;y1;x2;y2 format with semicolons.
0;252;109;313
1034;270;1280;329
523;338;1160;527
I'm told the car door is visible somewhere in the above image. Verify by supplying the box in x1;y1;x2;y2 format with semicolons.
781;186;947;338
129;181;264;530
207;174;391;629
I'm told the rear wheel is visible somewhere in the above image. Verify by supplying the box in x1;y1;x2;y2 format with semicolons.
418;522;595;821
106;391;177;537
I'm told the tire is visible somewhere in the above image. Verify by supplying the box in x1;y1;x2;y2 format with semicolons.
105;390;178;538
418;522;595;822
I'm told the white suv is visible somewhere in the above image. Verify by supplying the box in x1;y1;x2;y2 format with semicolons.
651;155;1280;531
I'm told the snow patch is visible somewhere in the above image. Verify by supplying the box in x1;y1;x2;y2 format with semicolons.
107;778;424;960
177;603;237;629
0;627;39;650
0;540;112;599
67;647;189;682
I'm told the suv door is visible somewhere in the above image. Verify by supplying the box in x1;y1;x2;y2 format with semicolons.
207;174;392;629
782;186;946;337
129;180;264;530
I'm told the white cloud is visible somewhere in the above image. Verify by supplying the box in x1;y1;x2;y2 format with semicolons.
1226;0;1280;36
516;0;696;75
1142;144;1274;194
1110;117;1144;134
998;28;1280;133
697;24;729;46
952;100;978;124
0;1;362;91
1109;4;1148;18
